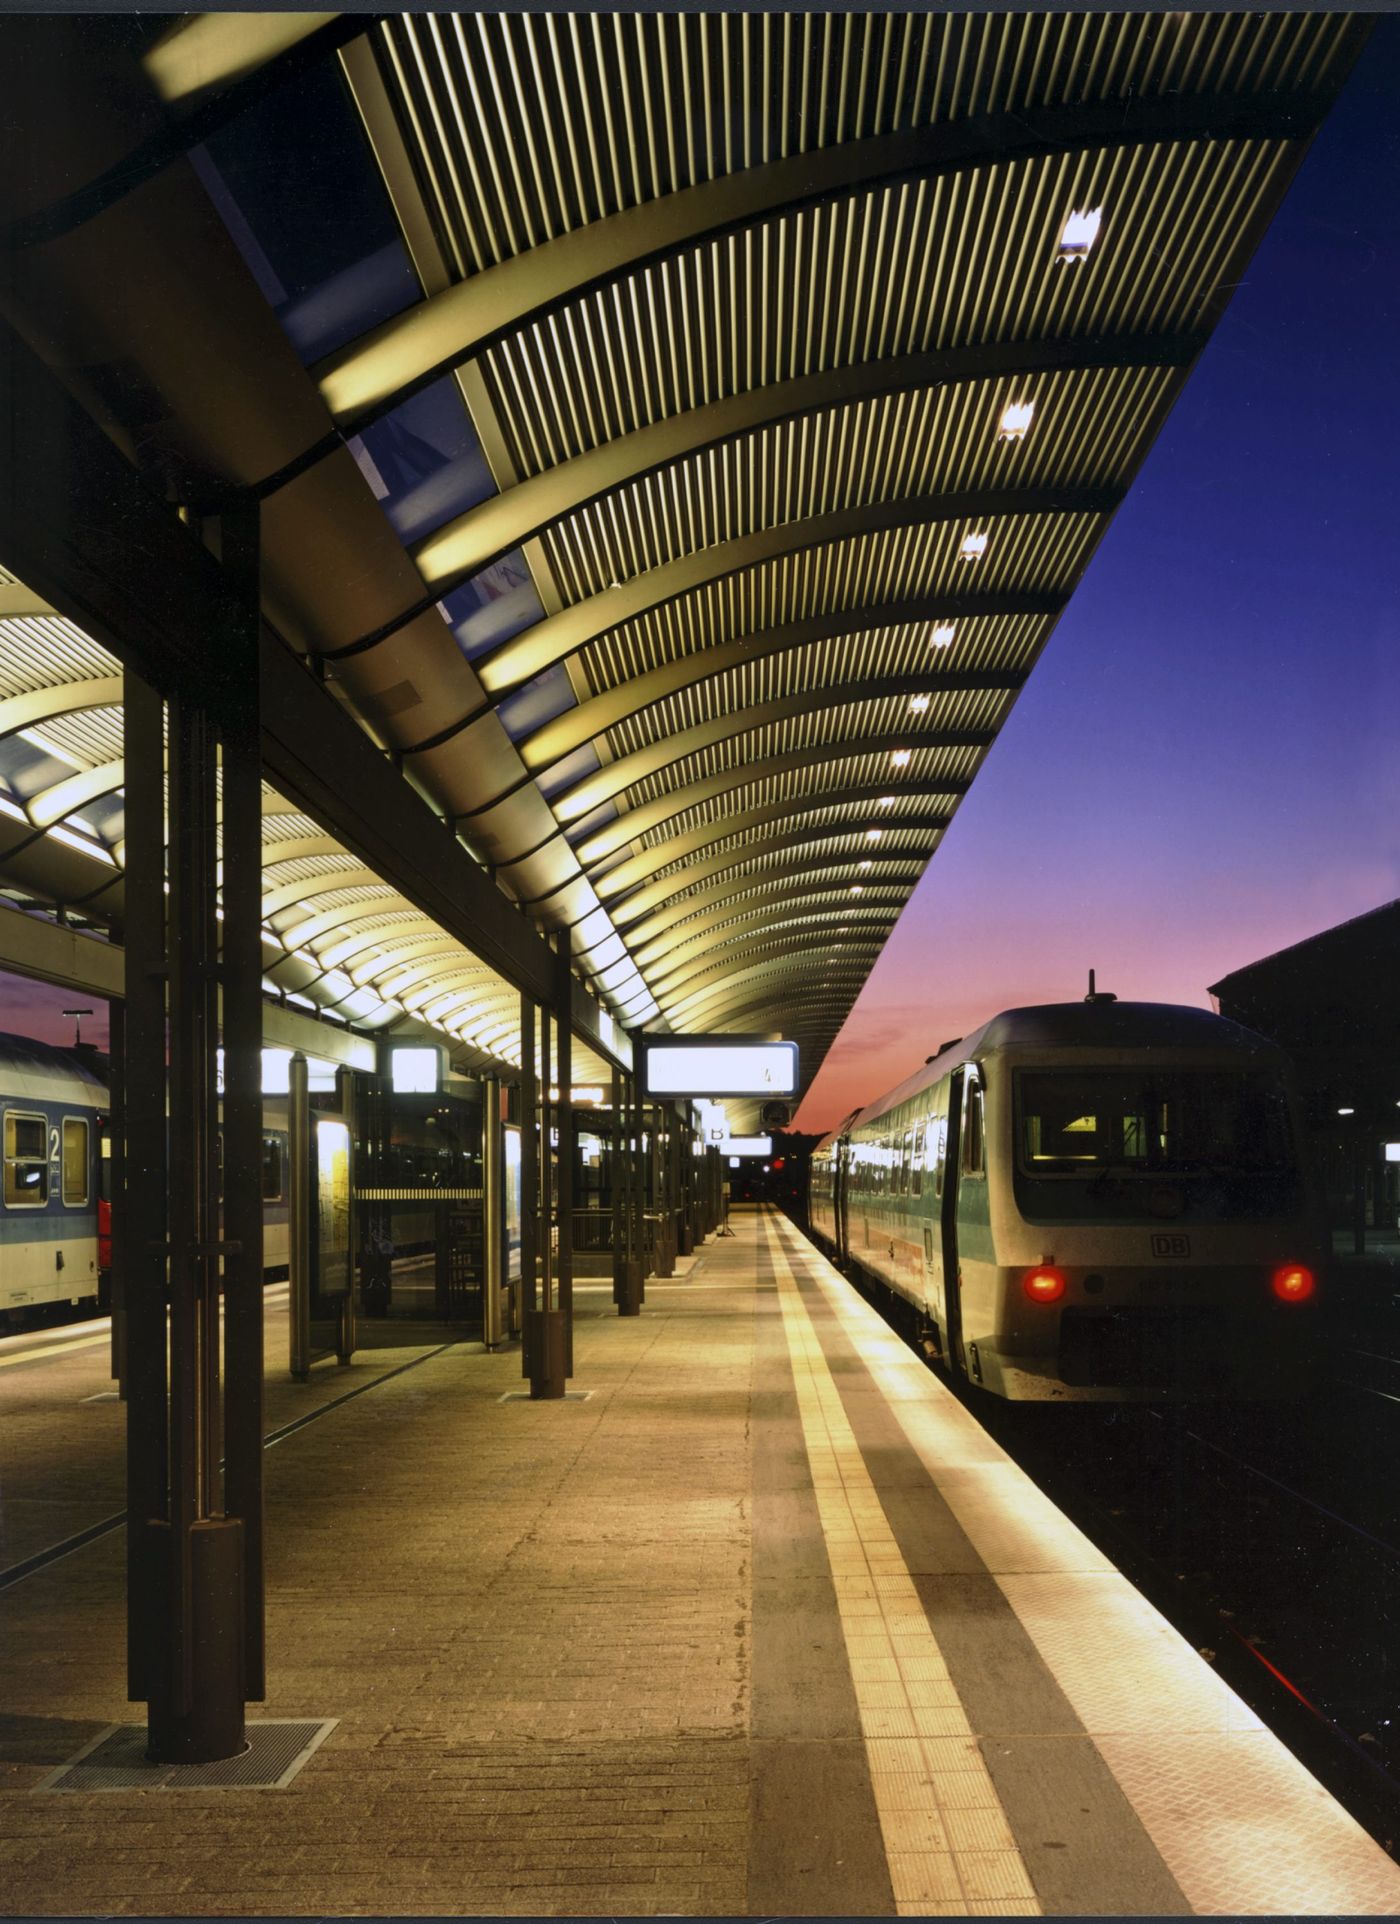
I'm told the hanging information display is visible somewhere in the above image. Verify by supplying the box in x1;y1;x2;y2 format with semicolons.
640;1038;798;1099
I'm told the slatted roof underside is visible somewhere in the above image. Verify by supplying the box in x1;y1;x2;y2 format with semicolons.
0;588;623;1084
0;14;1365;1121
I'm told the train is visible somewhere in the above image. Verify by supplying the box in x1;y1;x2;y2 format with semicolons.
0;1030;291;1325
809;995;1325;1401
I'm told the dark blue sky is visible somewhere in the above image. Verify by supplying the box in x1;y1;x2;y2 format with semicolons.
804;19;1400;1127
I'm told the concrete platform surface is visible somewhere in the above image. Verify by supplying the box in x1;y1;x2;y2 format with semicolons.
1;1208;1398;1916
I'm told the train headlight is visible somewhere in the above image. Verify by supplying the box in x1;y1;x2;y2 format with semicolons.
1271;1264;1315;1303
1023;1266;1067;1304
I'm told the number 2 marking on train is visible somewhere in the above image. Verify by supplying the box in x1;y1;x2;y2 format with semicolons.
1150;1233;1190;1258
49;1126;61;1160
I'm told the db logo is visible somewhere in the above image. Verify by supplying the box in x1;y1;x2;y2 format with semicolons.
1150;1233;1191;1259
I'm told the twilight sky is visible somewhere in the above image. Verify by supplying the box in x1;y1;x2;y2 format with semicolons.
798;18;1400;1134
3;24;1398;1109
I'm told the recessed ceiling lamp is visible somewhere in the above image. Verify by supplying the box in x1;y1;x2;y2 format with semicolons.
930;623;956;648
909;693;931;713
866;828;883;841
1057;206;1103;262
959;532;988;562
878;795;896;808
997;400;1035;442
890;748;911;766
850;884;864;895
858;860;873;872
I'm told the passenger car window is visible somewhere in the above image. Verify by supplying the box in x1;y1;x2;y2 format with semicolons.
261;1134;285;1202
62;1117;88;1206
4;1111;49;1206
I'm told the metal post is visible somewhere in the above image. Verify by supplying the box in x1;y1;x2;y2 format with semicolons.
614;1058;643;1316
107;984;127;1394
288;1053;311;1383
524;977;565;1397
555;941;574;1378
333;1067;356;1367
218;498;265;1697
519;996;538;1324
123;670;169;1706
149;688;244;1764
652;1103;675;1278
482;1074;504;1349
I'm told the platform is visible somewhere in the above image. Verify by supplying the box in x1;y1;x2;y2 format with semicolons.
2;1208;1399;1917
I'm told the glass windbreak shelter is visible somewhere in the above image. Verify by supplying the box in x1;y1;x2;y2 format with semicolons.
355;1081;485;1334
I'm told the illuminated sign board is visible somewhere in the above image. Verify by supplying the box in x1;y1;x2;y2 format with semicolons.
721;1136;772;1157
641;1038;798;1098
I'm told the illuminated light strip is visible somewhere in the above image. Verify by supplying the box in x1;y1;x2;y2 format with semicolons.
785;1219;1400;1917
761;1213;1039;1917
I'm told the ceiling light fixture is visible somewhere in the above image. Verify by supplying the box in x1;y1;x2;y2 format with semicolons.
997;400;1035;441
890;749;911;767
930;623;956;648
959;532;988;562
1057;206;1103;262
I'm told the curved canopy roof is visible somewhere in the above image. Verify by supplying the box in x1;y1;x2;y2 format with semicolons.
0;11;1367;1114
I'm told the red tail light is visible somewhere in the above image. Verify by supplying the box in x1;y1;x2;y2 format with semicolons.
1271;1264;1315;1303
1023;1266;1066;1304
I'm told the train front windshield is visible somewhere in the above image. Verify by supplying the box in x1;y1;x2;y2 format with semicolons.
1015;1069;1300;1221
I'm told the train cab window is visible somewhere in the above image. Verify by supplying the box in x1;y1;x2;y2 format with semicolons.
963;1081;986;1178
4;1111;49;1206
62;1118;89;1206
261;1134;285;1202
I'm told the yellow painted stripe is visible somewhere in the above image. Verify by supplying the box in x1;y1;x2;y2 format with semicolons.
0;1332;111;1370
762;1209;1040;1918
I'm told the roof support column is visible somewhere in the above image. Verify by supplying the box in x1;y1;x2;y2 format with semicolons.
612;1054;643;1317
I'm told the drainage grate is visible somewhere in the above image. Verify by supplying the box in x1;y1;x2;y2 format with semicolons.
498;1389;593;1403
36;1718;337;1792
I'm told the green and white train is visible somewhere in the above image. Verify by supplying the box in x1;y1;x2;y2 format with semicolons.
809;997;1325;1401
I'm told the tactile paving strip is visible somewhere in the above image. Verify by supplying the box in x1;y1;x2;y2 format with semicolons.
763;1216;1041;1918
35;1718;337;1792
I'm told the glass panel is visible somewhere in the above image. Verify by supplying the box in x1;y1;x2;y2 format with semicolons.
4;1111;49;1206
63;1118;88;1206
439;551;545;660
349;376;497;545
193;62;419;366
261;1134;285;1202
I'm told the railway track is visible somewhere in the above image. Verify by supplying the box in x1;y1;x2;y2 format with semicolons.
818;1227;1400;1860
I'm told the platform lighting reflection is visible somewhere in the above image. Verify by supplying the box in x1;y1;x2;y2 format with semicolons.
997;400;1036;442
1057;206;1103;261
930;623;956;648
959;531;988;561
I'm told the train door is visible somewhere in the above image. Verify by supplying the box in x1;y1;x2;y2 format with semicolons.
939;1071;967;1375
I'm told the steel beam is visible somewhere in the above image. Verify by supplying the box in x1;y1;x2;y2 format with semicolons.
601;802;951;918
476;486;1118;695
521;595;1058;770
581;744;974;876
628;863;923;954
646;902;905;987
0;314;619;1055
588;773;961;900
662;940;883;1024
552;674;1022;824
314;89;1340;428
414;336;1202;591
